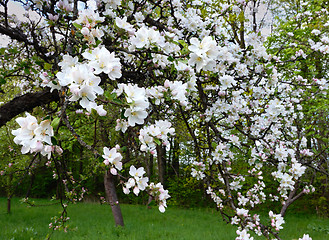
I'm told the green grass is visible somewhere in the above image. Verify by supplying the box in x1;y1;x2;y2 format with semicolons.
0;198;329;240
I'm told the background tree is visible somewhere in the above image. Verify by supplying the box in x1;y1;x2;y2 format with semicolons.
268;0;329;215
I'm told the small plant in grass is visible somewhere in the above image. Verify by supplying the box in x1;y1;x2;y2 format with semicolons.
307;224;329;235
11;227;38;239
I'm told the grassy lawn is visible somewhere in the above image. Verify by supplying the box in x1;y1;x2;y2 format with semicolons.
0;197;328;240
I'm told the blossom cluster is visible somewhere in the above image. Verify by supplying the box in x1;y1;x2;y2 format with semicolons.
102;146;123;175
206;187;224;209
269;211;285;231
139;120;175;153
74;0;105;45
115;83;149;127
123;166;149;196
148;182;171;213
272;159;307;198
11;113;58;159
231;208;263;237
188;36;218;72
191;161;206;180
54;46;121;115
122;166;170;212
146;78;196;108
236;229;254;240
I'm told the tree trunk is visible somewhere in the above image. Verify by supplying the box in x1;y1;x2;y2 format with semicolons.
7;197;11;214
171;138;180;177
280;187;304;217
157;145;166;186
145;154;154;208
145;154;154;179
25;173;35;198
7;174;13;214
104;170;124;226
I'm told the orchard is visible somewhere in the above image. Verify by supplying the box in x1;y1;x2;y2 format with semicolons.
0;0;329;239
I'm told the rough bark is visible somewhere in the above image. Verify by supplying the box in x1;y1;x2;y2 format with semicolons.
104;170;124;227
157;145;166;186
0;89;60;127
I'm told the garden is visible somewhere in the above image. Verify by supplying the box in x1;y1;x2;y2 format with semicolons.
1;0;329;239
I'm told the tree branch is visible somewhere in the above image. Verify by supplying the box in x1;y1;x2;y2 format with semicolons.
0;89;60;127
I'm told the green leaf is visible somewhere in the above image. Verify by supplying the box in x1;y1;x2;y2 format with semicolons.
51;117;60;129
95;39;102;47
0;77;6;85
91;108;98;118
73;22;82;29
112;99;123;105
167;56;175;62
104;91;117;100
121;109;126;119
99;115;107;121
51;136;58;146
170;64;177;74
24;68;30;75
147;200;156;207
44;63;52;70
154;138;161;145
211;142;217;149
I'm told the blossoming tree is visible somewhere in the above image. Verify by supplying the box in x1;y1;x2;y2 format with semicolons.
0;0;328;239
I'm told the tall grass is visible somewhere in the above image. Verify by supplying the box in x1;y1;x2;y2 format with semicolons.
0;198;328;239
